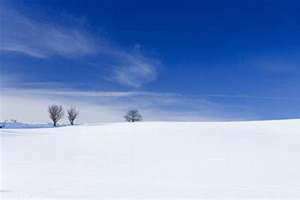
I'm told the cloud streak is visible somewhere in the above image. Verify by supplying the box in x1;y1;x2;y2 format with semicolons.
0;88;238;123
110;53;159;87
0;8;98;58
0;5;159;87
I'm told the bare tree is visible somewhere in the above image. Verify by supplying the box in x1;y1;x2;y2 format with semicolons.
124;110;142;122
67;107;79;125
48;105;64;127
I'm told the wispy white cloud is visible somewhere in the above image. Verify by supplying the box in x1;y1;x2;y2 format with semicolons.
0;88;235;123
0;5;159;87
1;88;158;98
110;53;159;87
0;8;98;58
0;94;124;123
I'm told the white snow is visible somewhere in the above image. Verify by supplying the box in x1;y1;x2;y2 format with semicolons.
1;120;300;199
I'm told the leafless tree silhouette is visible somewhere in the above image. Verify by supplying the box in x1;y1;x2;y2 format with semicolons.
48;105;64;127
67;107;79;125
124;110;142;122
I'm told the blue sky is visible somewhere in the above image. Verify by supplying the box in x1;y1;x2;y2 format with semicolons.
1;0;300;122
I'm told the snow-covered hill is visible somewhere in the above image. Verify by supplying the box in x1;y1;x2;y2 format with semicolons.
1;120;300;199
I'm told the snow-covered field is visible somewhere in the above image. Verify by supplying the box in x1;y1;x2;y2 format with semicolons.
1;120;300;199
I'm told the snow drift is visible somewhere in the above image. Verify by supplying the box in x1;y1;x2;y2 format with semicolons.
1;120;300;199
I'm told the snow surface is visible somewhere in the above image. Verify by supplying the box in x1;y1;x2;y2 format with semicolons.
1;120;300;199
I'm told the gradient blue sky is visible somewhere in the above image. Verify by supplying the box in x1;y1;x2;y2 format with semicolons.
1;0;300;122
